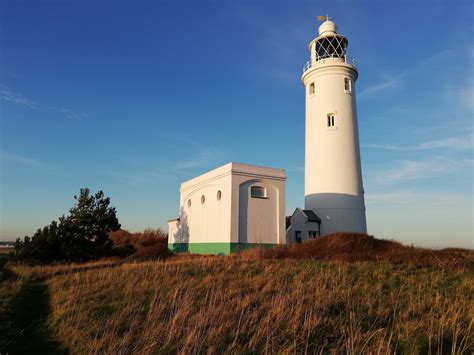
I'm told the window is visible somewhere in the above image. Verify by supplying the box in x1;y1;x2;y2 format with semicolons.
251;186;267;199
187;199;191;208
309;82;315;95
344;77;352;93
308;231;319;239
217;190;222;201
295;231;302;244
201;195;205;205
327;114;336;127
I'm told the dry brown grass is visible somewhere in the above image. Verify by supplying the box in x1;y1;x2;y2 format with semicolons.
0;247;14;254
1;233;473;353
4;255;473;354
243;233;474;270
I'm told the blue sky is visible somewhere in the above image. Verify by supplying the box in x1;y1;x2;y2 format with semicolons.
1;0;472;248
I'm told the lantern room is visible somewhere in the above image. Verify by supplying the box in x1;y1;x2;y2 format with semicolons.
304;17;355;73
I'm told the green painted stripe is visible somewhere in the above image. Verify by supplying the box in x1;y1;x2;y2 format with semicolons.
230;243;277;254
168;242;278;255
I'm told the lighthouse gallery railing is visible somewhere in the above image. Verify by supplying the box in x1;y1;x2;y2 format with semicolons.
303;55;356;73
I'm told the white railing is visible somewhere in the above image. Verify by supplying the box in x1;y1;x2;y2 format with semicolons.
303;55;356;73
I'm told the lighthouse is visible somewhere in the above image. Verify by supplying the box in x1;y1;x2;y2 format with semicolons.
301;17;367;236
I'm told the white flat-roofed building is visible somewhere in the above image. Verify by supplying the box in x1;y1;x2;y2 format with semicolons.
168;162;286;254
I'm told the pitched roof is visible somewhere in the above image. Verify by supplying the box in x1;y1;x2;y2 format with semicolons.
301;210;321;223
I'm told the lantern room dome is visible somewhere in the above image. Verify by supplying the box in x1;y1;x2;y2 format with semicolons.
318;20;337;36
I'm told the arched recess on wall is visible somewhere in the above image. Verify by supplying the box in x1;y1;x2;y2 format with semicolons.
238;179;280;244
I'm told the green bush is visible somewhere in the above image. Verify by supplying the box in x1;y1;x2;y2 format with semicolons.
14;188;120;263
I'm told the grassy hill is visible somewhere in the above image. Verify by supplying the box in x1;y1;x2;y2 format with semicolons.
1;234;473;354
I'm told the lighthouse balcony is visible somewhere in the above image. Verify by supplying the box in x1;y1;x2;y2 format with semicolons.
303;55;356;73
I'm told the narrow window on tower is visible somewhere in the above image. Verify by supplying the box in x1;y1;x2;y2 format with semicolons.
344;77;352;94
327;114;336;128
309;82;315;95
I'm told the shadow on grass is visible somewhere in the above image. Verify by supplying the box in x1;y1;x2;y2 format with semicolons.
0;260;125;354
0;253;16;281
1;277;68;354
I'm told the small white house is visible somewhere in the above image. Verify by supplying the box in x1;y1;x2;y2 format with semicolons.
286;208;321;244
168;162;286;254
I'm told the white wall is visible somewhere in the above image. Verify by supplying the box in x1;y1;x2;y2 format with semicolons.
169;164;232;245
230;164;286;245
236;179;281;244
303;66;364;198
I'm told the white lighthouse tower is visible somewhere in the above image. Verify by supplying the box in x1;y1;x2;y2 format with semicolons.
301;17;367;235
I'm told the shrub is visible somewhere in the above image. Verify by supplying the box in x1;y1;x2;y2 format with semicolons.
109;228;168;259
14;188;120;263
